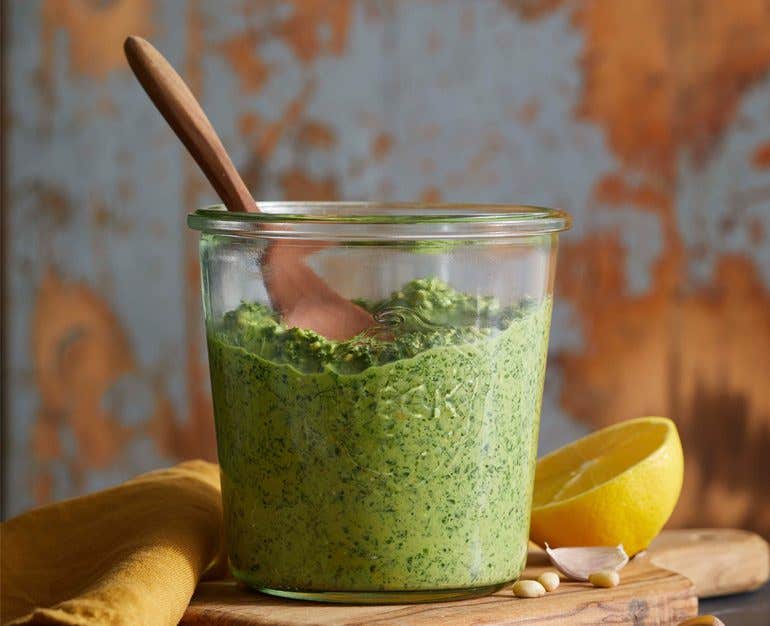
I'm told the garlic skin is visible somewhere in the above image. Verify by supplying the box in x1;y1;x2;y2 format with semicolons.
544;544;629;581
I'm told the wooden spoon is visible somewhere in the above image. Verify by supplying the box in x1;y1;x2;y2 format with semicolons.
123;36;373;341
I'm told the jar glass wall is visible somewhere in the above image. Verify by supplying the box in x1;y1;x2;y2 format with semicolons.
189;203;570;603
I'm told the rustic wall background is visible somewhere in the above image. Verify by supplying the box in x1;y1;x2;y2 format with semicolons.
3;0;770;537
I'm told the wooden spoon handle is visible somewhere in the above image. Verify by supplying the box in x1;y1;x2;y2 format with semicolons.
124;36;254;213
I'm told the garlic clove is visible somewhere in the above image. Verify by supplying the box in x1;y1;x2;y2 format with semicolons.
544;544;629;581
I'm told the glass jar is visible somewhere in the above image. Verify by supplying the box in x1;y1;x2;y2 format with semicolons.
188;203;570;603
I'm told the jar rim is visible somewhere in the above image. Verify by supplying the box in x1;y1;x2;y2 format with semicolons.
187;202;571;240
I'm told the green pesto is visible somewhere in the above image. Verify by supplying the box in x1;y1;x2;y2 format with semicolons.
208;278;552;592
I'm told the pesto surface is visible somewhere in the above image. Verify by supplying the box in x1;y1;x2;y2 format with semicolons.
208;278;552;591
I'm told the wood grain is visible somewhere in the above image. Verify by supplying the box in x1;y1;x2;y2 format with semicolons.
647;528;770;598
123;36;254;214
181;541;698;625
181;529;770;625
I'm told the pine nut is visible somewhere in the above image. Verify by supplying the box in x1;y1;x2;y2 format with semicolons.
537;571;560;591
677;616;725;626
512;579;547;598
588;569;620;588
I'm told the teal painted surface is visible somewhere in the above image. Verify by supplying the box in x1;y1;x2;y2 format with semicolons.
4;0;770;536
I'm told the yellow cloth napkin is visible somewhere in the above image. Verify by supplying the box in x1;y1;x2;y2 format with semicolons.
1;460;227;626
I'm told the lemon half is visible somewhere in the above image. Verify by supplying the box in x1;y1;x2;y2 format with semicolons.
530;417;683;555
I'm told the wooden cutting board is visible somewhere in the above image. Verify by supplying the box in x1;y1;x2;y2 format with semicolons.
182;529;769;626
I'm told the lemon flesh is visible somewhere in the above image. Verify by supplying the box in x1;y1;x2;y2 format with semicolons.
530;417;683;556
